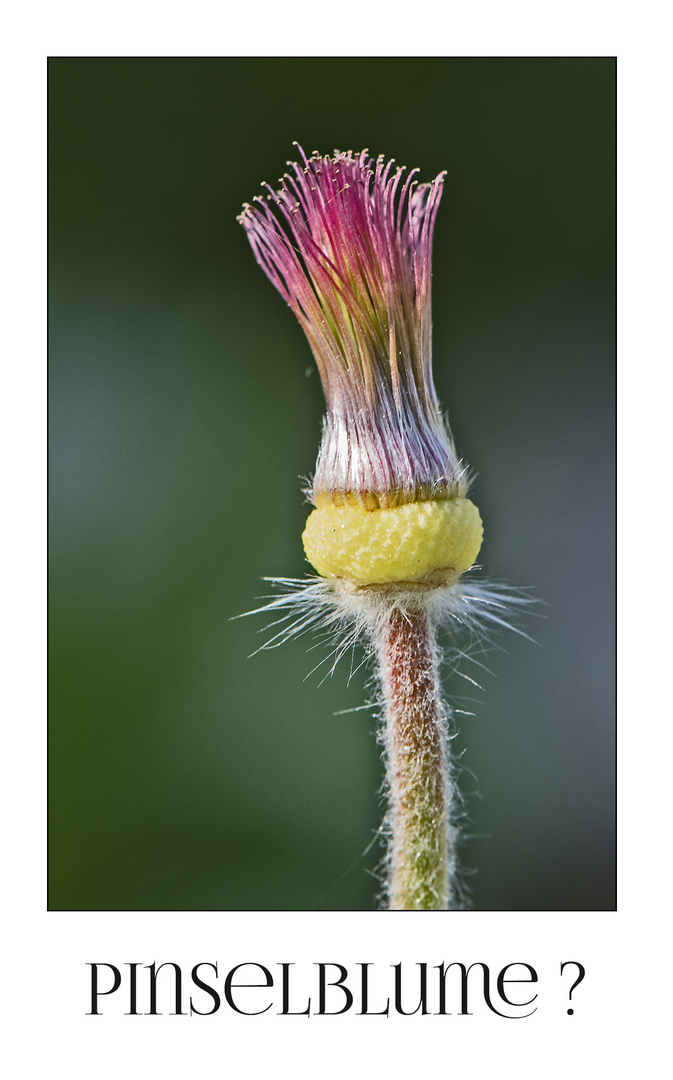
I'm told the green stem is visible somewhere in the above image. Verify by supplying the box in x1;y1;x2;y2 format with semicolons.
377;605;454;910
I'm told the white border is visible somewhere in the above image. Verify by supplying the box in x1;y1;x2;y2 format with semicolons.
3;2;669;1073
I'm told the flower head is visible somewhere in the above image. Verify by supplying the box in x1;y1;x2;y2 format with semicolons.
238;145;466;510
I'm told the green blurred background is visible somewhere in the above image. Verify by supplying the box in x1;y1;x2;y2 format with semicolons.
49;57;615;910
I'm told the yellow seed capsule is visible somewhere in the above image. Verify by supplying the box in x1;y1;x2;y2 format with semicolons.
302;498;483;586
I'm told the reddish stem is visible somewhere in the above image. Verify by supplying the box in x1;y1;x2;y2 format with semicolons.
377;605;453;909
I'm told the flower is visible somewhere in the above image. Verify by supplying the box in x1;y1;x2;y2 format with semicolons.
238;145;466;511
238;148;531;911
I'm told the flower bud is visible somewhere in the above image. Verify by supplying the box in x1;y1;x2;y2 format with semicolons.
239;146;482;584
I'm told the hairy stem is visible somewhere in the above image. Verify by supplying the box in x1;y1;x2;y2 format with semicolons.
377;605;455;910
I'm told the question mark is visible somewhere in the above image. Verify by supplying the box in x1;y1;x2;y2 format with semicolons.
560;961;586;1014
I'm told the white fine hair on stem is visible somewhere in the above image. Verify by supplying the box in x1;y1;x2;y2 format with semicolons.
240;574;535;909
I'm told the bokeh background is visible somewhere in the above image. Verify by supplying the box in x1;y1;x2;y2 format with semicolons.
49;57;615;910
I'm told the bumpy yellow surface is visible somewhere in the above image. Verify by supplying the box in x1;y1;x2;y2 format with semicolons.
302;497;483;585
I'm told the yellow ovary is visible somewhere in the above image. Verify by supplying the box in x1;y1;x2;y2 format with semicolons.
302;498;483;586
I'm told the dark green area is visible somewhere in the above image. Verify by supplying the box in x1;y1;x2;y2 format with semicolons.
49;57;615;910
